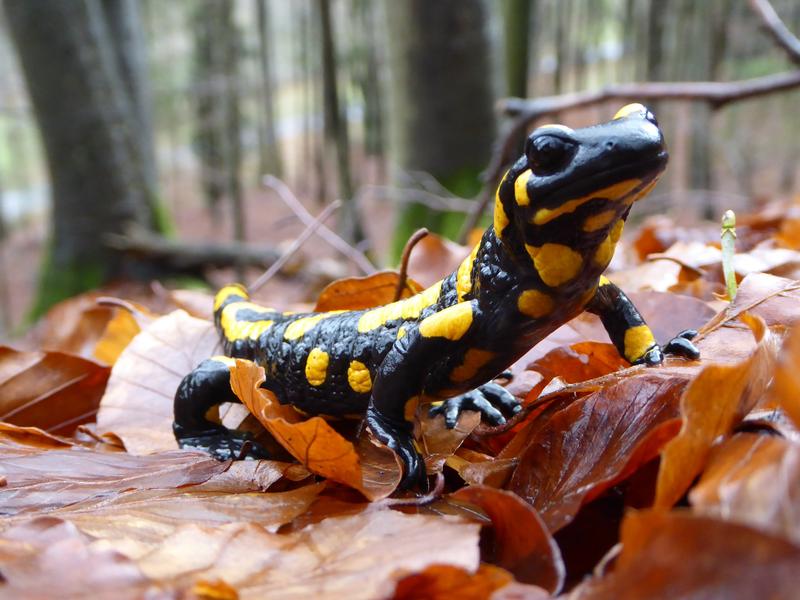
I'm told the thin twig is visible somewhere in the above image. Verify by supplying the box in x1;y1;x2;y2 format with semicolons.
749;0;800;65
248;200;341;294
373;472;445;507
393;228;429;302
262;175;376;275
355;184;476;213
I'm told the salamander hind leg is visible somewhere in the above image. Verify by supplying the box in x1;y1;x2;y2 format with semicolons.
173;357;270;461
429;382;521;429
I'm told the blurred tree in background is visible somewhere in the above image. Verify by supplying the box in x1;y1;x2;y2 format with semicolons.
0;0;798;327
3;0;169;317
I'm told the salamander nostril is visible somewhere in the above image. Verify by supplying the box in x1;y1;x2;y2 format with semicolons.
605;140;615;150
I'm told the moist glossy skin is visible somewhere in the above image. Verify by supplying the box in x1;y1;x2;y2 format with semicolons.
173;104;700;490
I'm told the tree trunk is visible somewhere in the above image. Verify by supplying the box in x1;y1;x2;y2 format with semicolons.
502;0;533;98
3;0;169;316
255;0;283;178
315;0;365;245
385;0;496;257
191;0;245;265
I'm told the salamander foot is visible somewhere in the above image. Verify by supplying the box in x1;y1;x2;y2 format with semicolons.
429;382;521;429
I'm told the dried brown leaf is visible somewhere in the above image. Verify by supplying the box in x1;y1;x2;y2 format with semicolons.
96;310;221;454
315;270;422;312
406;232;467;288
452;485;565;593
654;314;779;508
690;433;800;543
230;359;402;500
569;511;800;600
391;564;513;600
509;370;689;532
0;346;109;435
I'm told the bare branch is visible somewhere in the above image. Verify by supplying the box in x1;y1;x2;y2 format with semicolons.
394;228;429;302
249;200;341;293
749;0;800;65
261;175;376;275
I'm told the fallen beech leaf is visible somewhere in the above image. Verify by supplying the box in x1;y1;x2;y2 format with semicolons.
420;404;481;474
570;511;800;599
769;324;800;429
190;578;239;600
509;370;689;532
527;342;627;385
690;433;800;543
0;517;153;599
654;314;778;508
451;485;564;593
0;443;228;515
406;232;467;288
391;564;513;600
315;270;422;312
230;359;402;500
168;288;215;319
125;510;480;599
96;310;222;454
446;448;517;488
94;308;142;365
0;346;109;435
30;292;114;359
55;483;325;553
0;421;75;450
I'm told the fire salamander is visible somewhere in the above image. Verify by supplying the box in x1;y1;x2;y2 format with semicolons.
174;104;699;490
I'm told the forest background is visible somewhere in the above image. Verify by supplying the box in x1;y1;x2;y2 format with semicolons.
0;0;798;337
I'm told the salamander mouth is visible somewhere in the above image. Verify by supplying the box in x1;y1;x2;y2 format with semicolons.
539;150;668;205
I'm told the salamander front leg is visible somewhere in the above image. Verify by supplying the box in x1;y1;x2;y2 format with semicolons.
173;357;270;461
587;277;700;365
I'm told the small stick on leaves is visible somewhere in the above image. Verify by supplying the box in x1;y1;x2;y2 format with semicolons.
393;228;429;302
249;200;341;294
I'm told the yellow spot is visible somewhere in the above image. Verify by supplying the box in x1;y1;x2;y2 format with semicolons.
610;219;624;243
517;289;555;318
594;235;615;268
514;170;532;206
214;284;248;311
599;275;611;286
450;348;495;383
419;302;474;340
525;243;583;287
219;303;274;342
494;189;509;236
397;325;407;339
358;281;443;333
582;210;617;232
284;312;343;341
347;360;373;393
532;179;641;226
614;103;647;120
305;348;329;386
456;243;480;302
624;325;656;363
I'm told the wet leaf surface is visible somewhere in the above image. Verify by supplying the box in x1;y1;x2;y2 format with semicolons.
314;270;422;311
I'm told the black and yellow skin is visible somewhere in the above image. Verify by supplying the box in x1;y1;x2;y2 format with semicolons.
174;104;699;490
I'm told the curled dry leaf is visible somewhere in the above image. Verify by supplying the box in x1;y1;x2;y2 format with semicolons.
769;323;800;429
420;404;481;474
690;433;800;543
93;308;143;365
446;448;517;488
0;346;110;436
451;485;565;593
390;564;513;600
509;370;690;532
654;314;779;508
569;511;800;600
96;310;222;454
229;359;402;500
28;291;114;359
527;342;628;386
314;270;422;312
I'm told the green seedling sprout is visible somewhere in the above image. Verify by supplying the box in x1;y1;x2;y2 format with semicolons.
721;209;737;301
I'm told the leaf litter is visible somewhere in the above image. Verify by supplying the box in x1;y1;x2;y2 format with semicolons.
3;215;800;597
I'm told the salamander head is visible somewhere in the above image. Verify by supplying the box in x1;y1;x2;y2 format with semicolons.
493;104;668;281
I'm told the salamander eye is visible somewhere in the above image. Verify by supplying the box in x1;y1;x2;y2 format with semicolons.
525;134;576;175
